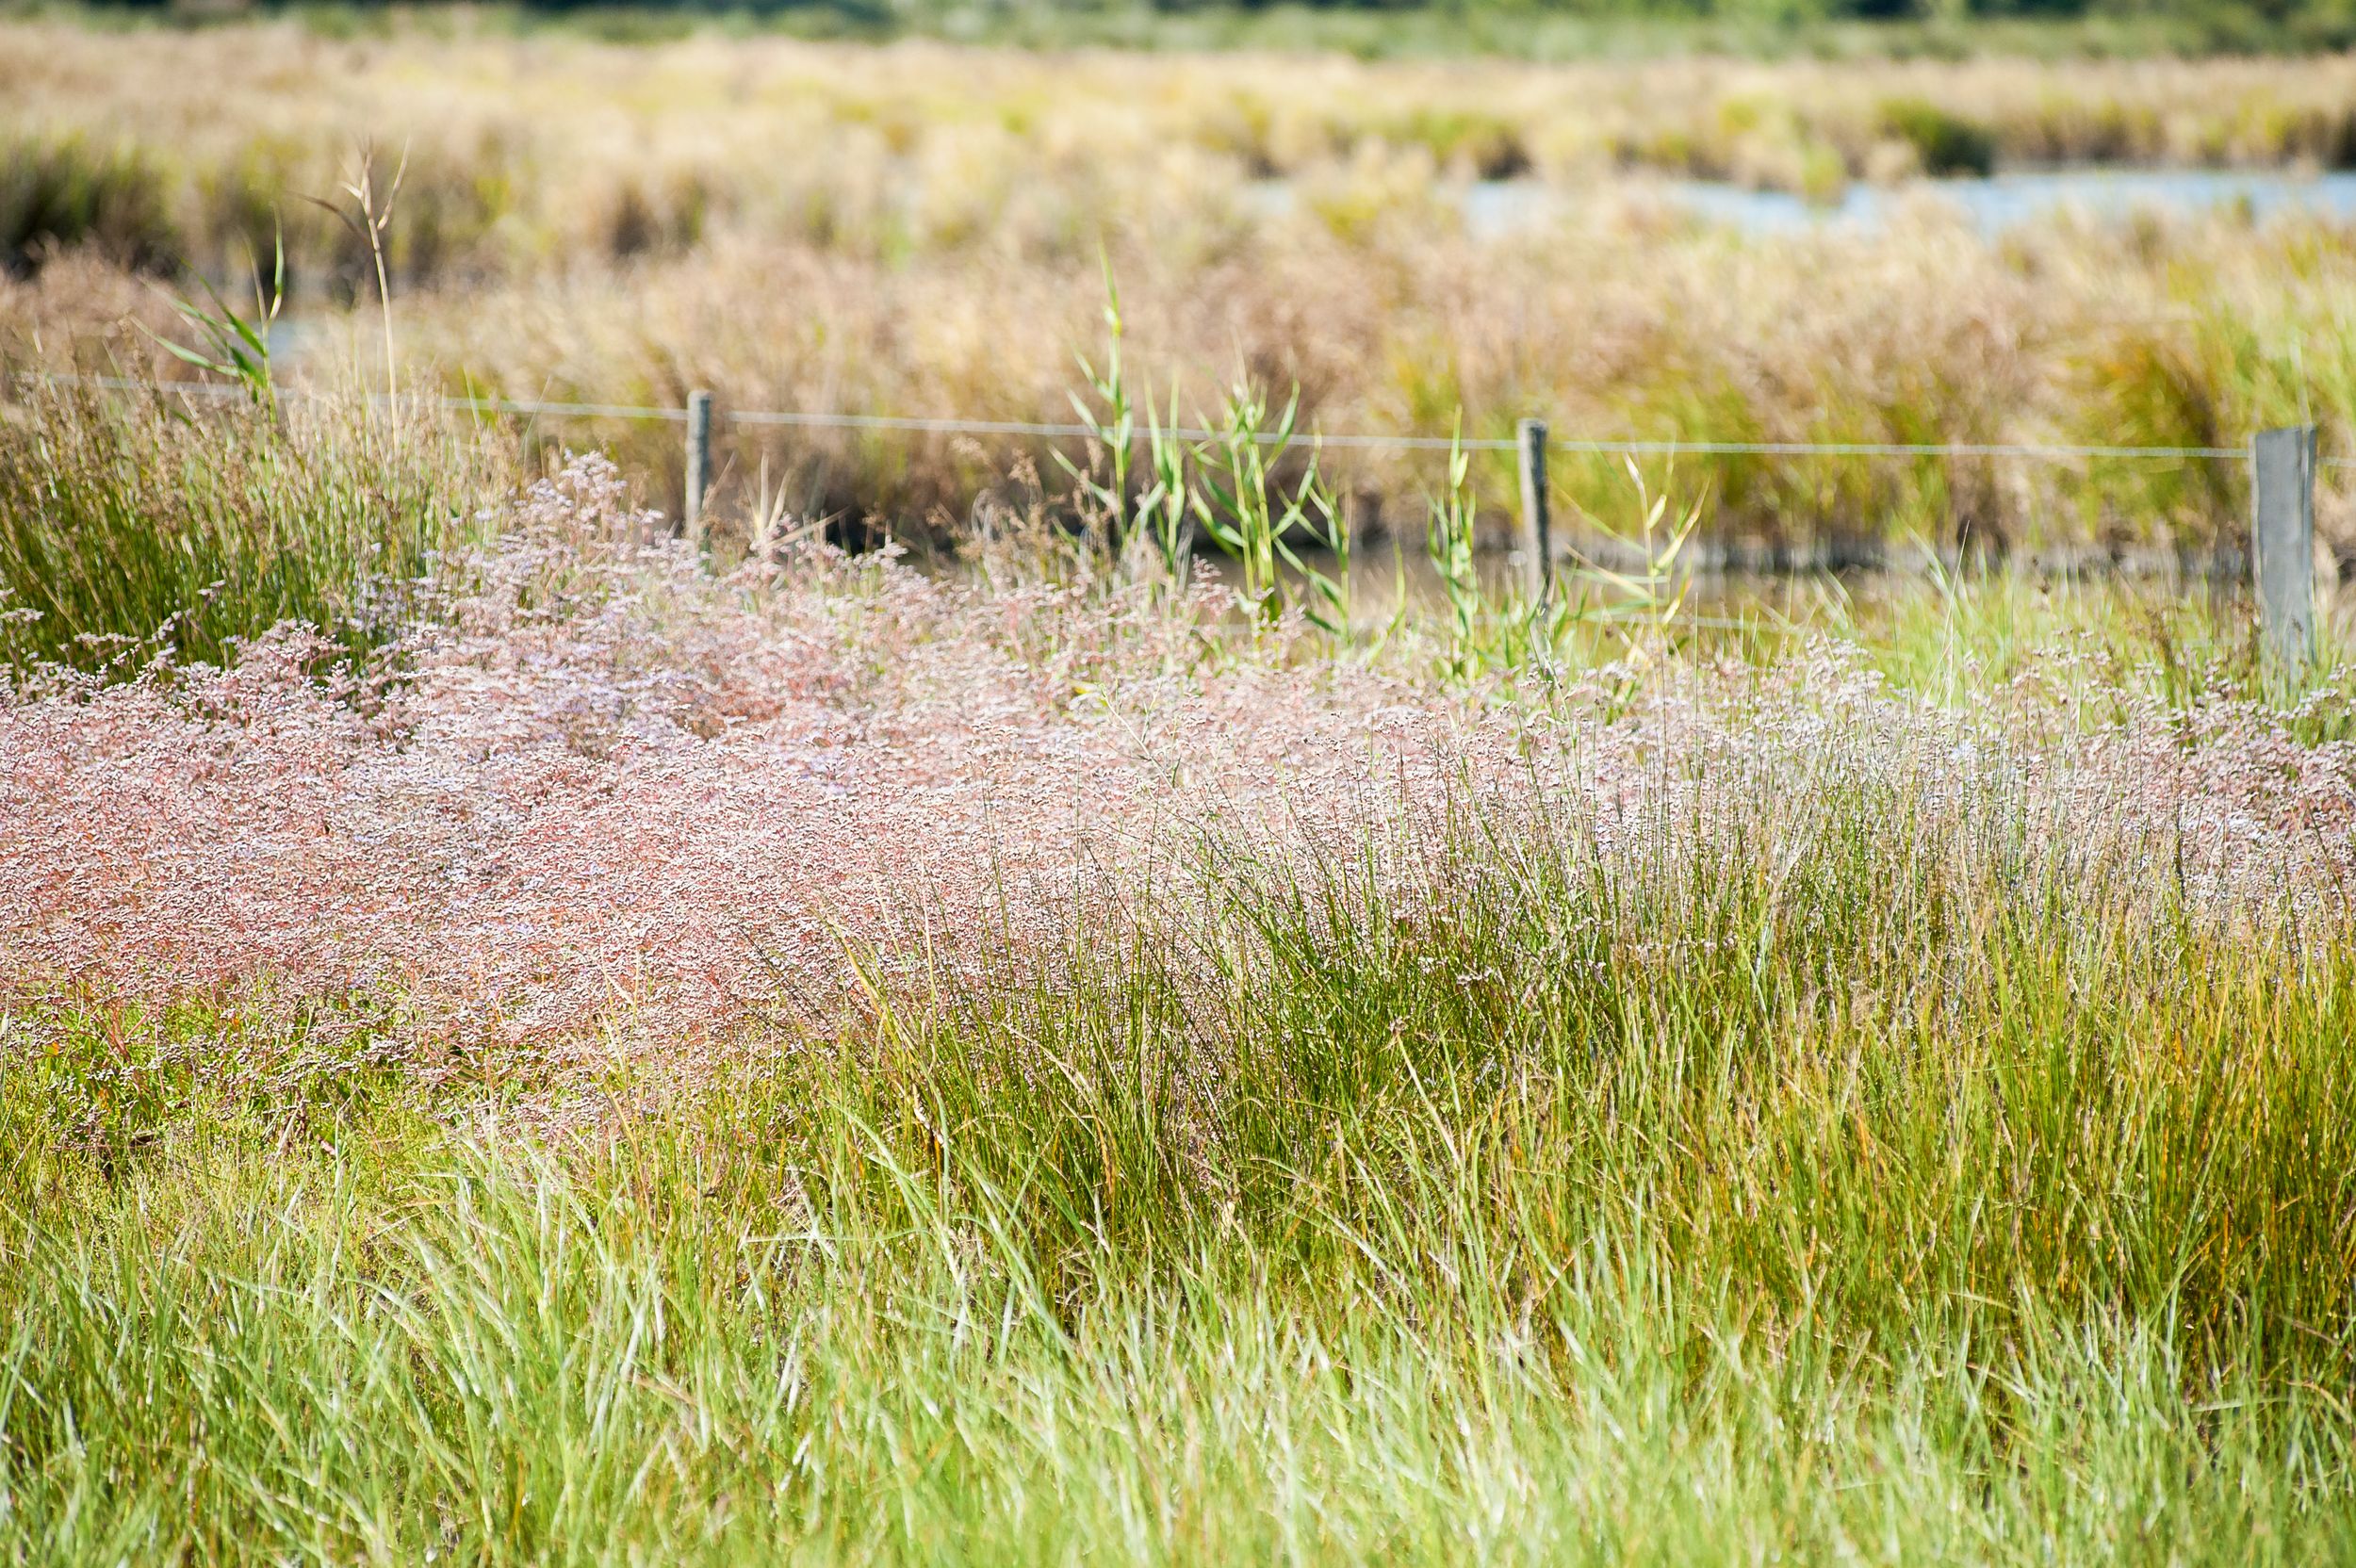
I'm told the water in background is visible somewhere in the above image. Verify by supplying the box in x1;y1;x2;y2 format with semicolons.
1649;170;2356;237
1255;170;2356;238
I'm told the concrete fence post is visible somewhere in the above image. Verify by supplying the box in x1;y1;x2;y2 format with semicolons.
2251;425;2316;669
1516;417;1551;600
684;388;714;546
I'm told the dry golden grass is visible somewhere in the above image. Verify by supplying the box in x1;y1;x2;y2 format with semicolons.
143;206;2353;556
8;13;2356;550
8;14;2356;281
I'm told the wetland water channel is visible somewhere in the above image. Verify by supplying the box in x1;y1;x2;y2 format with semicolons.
1250;168;2356;237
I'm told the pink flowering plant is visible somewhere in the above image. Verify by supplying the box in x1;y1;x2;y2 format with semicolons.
5;427;2352;1070
6;396;2356;1558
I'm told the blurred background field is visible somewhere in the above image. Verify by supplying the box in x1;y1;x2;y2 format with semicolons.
11;10;2356;561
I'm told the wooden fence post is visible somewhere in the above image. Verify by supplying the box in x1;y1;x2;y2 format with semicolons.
1516;417;1551;600
2251;425;2315;669
684;388;713;546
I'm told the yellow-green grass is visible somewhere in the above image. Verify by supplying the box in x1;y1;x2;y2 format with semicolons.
0;385;515;674
7;385;2355;1557
6;771;2354;1561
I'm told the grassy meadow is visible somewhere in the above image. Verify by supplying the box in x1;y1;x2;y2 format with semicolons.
3;376;2356;1560
7;9;2356;1561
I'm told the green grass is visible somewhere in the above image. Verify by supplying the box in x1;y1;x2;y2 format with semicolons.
6;756;2354;1560
0;133;174;279
3;387;2352;1559
1336;539;2356;727
0;387;513;674
1750;566;2349;716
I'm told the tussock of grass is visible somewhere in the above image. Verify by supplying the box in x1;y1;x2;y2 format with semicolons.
0;133;173;280
0;388;513;673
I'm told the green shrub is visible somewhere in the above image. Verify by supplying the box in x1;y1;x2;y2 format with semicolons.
0;135;178;277
1878;95;1998;176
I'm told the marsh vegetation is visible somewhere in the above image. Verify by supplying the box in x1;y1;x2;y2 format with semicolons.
10;17;2356;551
6;11;2356;1560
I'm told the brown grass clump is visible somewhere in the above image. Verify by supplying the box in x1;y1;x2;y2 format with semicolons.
20;201;2356;554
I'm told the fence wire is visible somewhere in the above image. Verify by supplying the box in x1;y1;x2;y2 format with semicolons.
8;370;2305;464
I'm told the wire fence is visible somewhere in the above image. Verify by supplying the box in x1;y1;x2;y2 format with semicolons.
11;367;2335;646
12;371;2279;464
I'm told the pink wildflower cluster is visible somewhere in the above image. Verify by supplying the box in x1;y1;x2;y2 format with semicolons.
4;454;2351;1067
